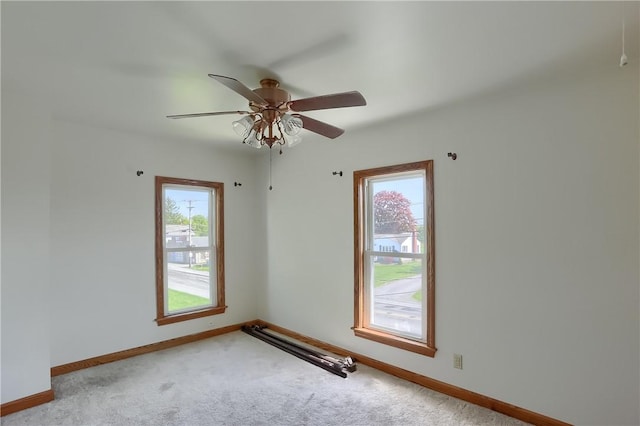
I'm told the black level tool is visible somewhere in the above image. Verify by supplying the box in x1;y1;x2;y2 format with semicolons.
242;325;356;378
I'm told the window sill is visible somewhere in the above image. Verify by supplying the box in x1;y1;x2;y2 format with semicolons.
156;306;227;326
353;327;436;357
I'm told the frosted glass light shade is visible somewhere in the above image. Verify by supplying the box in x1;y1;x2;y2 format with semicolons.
281;114;303;136
245;133;262;149
232;116;255;138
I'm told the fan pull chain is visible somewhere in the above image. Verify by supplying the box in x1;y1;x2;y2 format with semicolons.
620;3;628;67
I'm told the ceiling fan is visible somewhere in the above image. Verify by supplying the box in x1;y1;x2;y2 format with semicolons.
167;74;366;149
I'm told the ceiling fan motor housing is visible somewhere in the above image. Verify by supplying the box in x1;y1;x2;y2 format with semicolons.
252;79;291;110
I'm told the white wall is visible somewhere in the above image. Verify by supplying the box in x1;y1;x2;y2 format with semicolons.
1;82;266;403
1;89;53;403
1;9;637;425
263;63;639;424
47;120;263;366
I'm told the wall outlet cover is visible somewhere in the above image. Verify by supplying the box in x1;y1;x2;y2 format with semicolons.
453;353;463;369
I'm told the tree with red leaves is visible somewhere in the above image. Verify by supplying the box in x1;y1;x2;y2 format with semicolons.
373;190;416;234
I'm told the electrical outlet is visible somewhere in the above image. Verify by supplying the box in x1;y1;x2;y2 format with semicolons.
453;353;463;370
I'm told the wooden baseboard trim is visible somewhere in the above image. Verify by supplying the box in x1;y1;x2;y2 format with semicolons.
51;321;251;377
47;320;570;425
1;389;54;417
255;320;571;426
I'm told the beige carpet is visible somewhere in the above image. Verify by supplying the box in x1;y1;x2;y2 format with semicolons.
2;331;529;426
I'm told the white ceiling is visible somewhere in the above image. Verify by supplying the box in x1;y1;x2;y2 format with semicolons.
2;1;638;153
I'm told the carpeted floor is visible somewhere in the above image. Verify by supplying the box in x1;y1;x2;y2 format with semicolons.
2;331;529;426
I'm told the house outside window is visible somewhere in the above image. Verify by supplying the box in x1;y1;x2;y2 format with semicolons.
353;160;435;356
155;176;225;325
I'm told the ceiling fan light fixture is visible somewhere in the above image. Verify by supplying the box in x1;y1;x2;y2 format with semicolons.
168;74;366;153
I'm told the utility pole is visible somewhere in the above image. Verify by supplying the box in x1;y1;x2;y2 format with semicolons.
184;200;196;267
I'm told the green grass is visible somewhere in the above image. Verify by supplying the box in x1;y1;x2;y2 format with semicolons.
373;261;422;287
191;264;209;272
168;289;210;311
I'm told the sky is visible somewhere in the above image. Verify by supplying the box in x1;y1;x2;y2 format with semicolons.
165;187;210;218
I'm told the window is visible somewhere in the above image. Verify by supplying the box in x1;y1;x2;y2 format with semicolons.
155;176;225;325
353;160;435;356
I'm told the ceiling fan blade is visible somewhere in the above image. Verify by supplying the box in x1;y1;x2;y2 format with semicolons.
208;74;267;104
167;110;251;119
289;91;366;112
294;114;345;139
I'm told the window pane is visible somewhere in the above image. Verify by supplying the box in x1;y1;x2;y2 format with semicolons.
368;172;425;339
370;175;424;255
369;257;423;339
164;187;211;248
167;254;213;312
